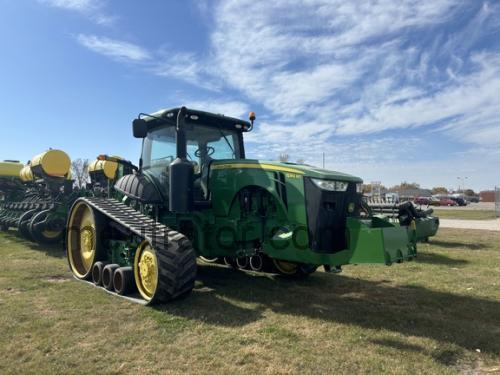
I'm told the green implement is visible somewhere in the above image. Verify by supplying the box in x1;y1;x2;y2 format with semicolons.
368;200;440;242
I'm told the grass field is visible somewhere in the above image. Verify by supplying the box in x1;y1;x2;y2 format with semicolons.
432;209;497;220
1;229;499;374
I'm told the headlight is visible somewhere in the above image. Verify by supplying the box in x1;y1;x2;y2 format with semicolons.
311;178;348;191
356;183;363;193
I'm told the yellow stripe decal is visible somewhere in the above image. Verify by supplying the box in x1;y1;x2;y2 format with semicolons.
211;163;305;175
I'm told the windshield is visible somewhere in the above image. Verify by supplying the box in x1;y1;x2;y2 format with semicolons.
143;124;241;167
141;124;242;192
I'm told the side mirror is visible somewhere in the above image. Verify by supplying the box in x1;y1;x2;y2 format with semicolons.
132;118;148;138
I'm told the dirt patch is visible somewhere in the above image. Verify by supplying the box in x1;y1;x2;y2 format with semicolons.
1;287;24;295
480;365;500;373
44;275;69;283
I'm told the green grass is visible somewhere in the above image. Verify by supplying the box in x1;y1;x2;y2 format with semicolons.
432;209;497;220
1;229;499;374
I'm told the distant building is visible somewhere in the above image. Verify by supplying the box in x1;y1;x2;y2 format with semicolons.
399;188;432;200
480;190;495;202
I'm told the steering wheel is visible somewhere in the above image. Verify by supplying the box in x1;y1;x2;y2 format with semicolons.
194;146;215;158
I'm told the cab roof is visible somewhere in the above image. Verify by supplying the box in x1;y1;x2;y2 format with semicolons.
143;107;252;133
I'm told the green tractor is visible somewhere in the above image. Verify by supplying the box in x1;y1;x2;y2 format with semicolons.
66;107;418;304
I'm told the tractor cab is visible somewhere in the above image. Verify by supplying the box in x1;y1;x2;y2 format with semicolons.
128;107;252;211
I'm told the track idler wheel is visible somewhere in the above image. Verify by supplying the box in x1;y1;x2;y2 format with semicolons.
29;210;63;244
223;256;238;269
102;264;120;291
67;201;103;280
113;267;135;295
249;254;273;272
235;256;249;270
91;261;109;286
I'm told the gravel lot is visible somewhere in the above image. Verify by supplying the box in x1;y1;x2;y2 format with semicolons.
439;218;500;231
433;202;495;210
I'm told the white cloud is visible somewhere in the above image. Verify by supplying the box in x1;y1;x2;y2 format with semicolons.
76;34;151;62
205;0;500;149
69;1;500;189
39;0;97;11
336;53;500;146
38;0;116;26
70;1;500;150
210;0;456;106
186;99;250;119
153;53;220;91
246;131;425;175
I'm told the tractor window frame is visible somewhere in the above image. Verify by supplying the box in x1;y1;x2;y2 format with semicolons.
141;124;245;171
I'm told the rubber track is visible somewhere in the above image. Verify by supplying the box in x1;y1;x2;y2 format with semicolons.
76;197;197;303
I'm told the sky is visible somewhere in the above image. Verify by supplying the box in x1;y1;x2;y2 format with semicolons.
1;0;499;191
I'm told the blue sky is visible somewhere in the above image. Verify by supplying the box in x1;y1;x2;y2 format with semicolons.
1;0;499;191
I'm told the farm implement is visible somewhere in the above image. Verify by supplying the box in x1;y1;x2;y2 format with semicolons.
0;150;131;245
367;200;440;242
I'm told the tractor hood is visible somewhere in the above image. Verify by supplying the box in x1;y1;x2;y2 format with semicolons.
211;159;363;182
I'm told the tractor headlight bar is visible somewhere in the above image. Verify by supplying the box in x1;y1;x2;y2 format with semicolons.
311;178;348;192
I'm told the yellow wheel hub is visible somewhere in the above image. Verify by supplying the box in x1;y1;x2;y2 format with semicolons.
273;259;299;275
67;202;97;279
134;241;158;301
80;226;95;269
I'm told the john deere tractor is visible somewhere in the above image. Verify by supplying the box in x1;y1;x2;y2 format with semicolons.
66;107;417;304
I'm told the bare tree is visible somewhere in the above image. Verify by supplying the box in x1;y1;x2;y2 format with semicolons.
71;158;90;188
464;189;475;196
365;183;388;193
279;153;289;162
432;186;448;194
390;181;420;192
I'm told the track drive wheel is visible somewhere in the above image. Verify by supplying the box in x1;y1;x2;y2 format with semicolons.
134;231;197;305
272;258;317;278
29;210;64;244
67;201;103;280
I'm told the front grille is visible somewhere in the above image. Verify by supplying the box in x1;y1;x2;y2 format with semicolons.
304;178;360;253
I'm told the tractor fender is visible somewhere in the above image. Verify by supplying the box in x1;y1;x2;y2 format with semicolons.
209;166;291;218
114;173;162;204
